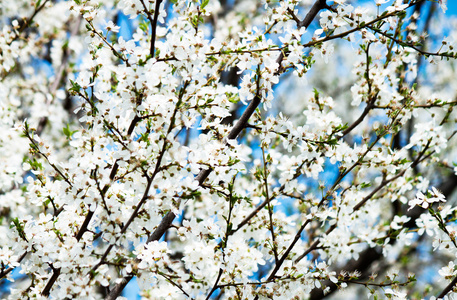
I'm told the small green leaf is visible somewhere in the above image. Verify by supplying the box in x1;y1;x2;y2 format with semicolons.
313;88;319;99
360;182;372;189
63;124;78;139
201;0;209;9
139;21;149;33
69;79;81;94
63;124;71;138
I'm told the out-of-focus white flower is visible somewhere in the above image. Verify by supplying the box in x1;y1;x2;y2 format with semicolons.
385;288;407;300
439;0;448;13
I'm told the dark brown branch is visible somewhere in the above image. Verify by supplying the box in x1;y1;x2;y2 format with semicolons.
41;266;61;297
299;0;327;28
0;251;27;280
149;0;163;57
16;0;50;36
138;0;163;56
205;269;223;300
438;275;457;299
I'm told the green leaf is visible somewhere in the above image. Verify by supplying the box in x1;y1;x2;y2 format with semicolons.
313;88;319;100
360;182;372;189
201;0;209;9
63;124;71;138
28;158;44;171
69;79;81;94
63;124;78;139
139;21;149;33
10;218;27;240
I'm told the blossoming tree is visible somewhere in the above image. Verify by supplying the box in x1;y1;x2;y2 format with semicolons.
1;0;457;299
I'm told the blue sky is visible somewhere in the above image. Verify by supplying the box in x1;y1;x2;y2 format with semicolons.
447;1;457;14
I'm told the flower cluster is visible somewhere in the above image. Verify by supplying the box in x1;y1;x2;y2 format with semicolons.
1;0;457;299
